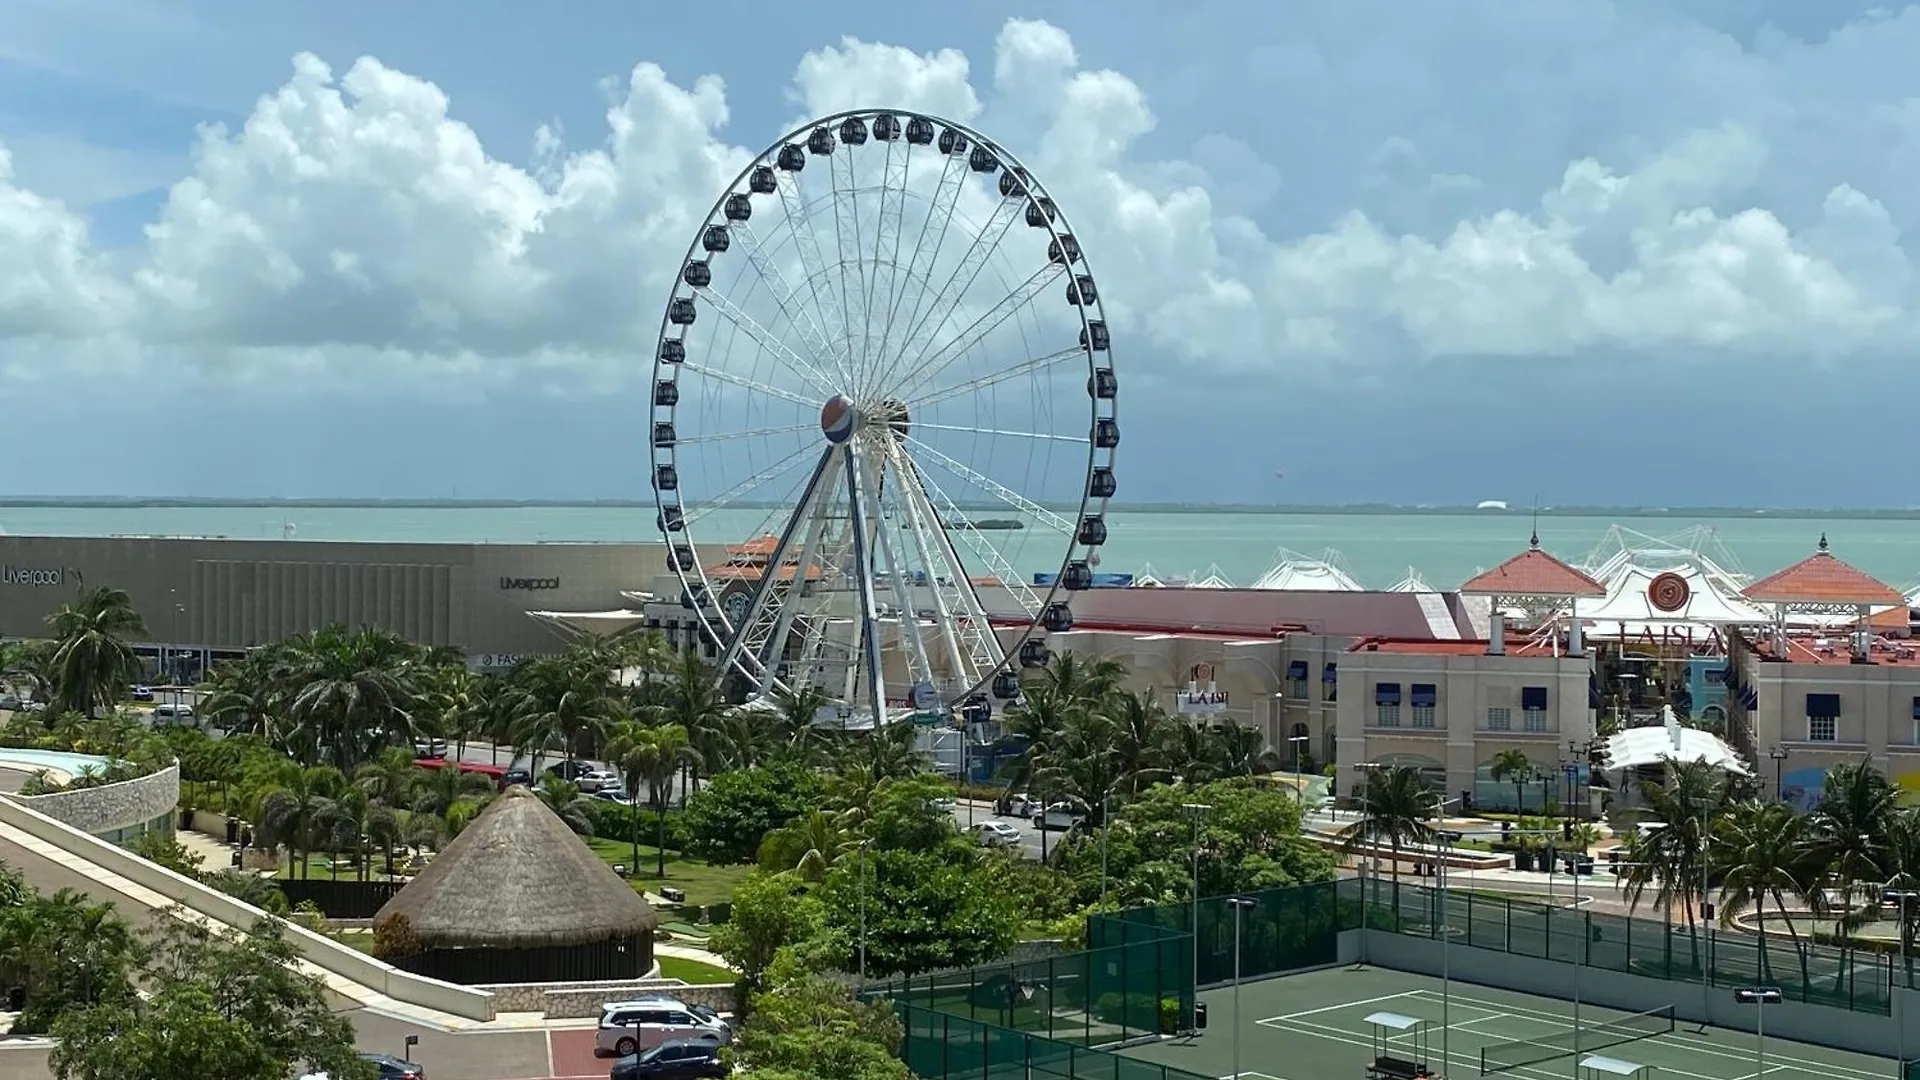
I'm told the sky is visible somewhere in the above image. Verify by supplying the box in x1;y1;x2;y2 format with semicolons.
3;0;1920;507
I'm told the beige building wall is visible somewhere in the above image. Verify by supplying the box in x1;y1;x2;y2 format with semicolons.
0;535;661;664
1741;655;1920;802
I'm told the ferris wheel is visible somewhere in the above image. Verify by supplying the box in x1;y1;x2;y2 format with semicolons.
649;109;1118;728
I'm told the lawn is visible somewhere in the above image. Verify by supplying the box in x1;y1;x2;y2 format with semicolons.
656;955;735;984
584;837;752;907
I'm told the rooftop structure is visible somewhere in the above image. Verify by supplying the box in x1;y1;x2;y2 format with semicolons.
1249;548;1364;592
1460;533;1607;659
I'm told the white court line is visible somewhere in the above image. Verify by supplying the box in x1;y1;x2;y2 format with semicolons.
1219;1072;1289;1080
1404;989;1884;1080
1385;1012;1513;1044
1257;991;1420;1024
1262;1013;1756;1080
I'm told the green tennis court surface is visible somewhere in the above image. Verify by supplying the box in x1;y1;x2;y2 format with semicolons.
1117;968;1892;1080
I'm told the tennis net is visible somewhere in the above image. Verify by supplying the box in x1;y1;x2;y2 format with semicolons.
1478;1004;1675;1073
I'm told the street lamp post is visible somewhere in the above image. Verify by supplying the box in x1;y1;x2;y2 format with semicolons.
1436;825;1463;1077
1769;746;1789;803
1182;801;1212;1031
1288;734;1310;798
856;839;873;985
1229;896;1256;1080
1733;988;1782;1080
1885;888;1920;1079
1352;763;1384;968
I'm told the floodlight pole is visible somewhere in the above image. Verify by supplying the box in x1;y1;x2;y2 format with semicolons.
1884;888;1920;1080
1229;897;1256;1080
1353;763;1383;968
1436;825;1463;1078
1183;801;1213;1032
1733;988;1782;1080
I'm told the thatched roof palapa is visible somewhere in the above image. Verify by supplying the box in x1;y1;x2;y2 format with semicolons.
374;785;659;949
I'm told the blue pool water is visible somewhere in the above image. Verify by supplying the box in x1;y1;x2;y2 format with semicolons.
0;748;112;776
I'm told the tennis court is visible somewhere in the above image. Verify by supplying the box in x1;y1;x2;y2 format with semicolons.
1117;968;1892;1080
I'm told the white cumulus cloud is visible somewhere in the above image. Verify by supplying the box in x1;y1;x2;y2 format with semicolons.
0;15;1917;393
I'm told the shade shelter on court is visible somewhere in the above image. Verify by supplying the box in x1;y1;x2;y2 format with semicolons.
372;785;660;984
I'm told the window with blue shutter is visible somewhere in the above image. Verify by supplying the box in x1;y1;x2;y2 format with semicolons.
1409;683;1437;728
1374;682;1400;727
1521;686;1548;732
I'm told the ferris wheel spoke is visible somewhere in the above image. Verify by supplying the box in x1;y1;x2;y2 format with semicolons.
840;452;889;726
864;449;937;696
900;435;1076;535
898;448;1042;615
730;223;839;374
908;422;1089;445
715;447;837;680
878;151;968;393
681;444;818;527
829;150;874;392
674;422;815;447
680;361;817;409
907;346;1084;410
693;287;839;398
867;136;921;391
776;169;855;382
881;264;1066;403
868;194;1026;401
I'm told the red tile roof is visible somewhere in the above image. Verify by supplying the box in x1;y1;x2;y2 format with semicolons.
1459;538;1606;598
1741;536;1904;606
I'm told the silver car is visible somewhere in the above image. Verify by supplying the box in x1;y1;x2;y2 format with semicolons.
595;998;732;1057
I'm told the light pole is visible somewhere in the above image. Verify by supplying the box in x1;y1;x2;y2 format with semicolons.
1436;825;1463;1077
856;838;873;985
1098;781;1122;909
1288;734;1310;799
1885;887;1920;1079
1182;801;1212;1030
1229;896;1256;1080
1733;988;1782;1080
1352;762;1384;967
1769;746;1789;803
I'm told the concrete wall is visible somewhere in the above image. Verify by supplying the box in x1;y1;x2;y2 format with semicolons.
1361;928;1920;1059
0;789;495;1022
479;978;742;1018
0;535;665;658
11;763;179;839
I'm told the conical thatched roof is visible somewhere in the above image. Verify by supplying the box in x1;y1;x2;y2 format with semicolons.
374;786;659;949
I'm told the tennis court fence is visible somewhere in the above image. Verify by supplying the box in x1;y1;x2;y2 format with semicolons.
1366;878;1895;1015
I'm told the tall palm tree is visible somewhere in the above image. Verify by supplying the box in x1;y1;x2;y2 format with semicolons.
1622;757;1731;970
1712;800;1814;984
507;651;623;774
1341;765;1435;885
533;775;594;836
408;760;495;818
1489;749;1534;813
353;746;421;809
254;764;347;879
279;625;422;771
1106;691;1176;794
606;721;697;876
45;583;147;718
1806;762;1896;948
646;651;731;794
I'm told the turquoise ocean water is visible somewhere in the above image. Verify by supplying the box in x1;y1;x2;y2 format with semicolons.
3;505;1915;593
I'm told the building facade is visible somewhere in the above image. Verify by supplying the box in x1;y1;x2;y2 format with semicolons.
0;535;668;673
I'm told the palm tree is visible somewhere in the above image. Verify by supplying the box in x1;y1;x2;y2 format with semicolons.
44;583;147;718
354;746;421;809
316;787;396;881
606;721;697;876
1106;691;1176;794
1806;762;1896;958
1340;765;1435;885
1713;800;1814;984
408;760;495;818
533;775;594;836
281;625;422;772
254;764;347;879
1489;749;1534;813
757;808;858;882
1622;757;1731;970
646;651;730;794
506;651;623;775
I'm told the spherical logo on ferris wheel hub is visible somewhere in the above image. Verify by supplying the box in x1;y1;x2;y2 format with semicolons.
820;395;857;444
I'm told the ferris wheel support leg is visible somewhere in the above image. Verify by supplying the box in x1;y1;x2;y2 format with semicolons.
843;447;890;729
755;457;842;689
885;441;973;690
869;451;936;694
716;446;838;687
897;451;1008;678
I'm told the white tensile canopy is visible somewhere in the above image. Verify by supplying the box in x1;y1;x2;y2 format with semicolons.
528;609;651;638
1600;707;1750;774
1575;562;1768;637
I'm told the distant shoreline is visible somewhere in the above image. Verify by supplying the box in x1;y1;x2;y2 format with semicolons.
0;497;1916;519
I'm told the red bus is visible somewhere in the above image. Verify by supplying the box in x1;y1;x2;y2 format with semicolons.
413;757;510;788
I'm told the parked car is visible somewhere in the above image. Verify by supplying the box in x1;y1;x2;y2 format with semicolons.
929;797;956;812
150;703;197;728
575;767;620;792
412;739;448;759
1002;793;1036;817
595;998;732;1057
298;1052;423;1080
129;684;154;702
1031;802;1085;831
501;768;534;788
546;760;599;784
594;786;635;803
972;821;1021;847
0;694;19;711
610;1039;726;1080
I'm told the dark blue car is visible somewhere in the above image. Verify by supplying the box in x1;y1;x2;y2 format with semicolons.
610;1039;725;1080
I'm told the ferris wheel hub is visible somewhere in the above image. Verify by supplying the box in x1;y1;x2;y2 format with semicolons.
819;394;857;444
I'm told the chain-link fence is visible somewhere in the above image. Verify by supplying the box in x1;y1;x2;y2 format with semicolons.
1366;878;1895;1015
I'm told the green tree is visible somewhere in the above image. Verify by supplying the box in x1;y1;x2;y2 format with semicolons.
1621;756;1732;970
48;916;372;1080
1712;800;1813;985
727;952;909;1080
253;764;347;879
532;775;595;836
1341;765;1435;884
817;846;1019;977
684;761;822;865
758;809;859;882
606;720;697;876
45;583;147;718
709;872;826;993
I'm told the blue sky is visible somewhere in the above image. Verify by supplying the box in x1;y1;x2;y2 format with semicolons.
2;0;1919;507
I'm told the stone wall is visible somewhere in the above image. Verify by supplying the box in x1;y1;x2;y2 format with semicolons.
478;977;742;1019
9;763;179;839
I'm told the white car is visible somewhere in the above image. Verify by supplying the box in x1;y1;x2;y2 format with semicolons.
574;767;619;792
972;821;1021;847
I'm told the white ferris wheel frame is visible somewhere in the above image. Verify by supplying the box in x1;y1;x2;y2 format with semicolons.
648;108;1119;727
